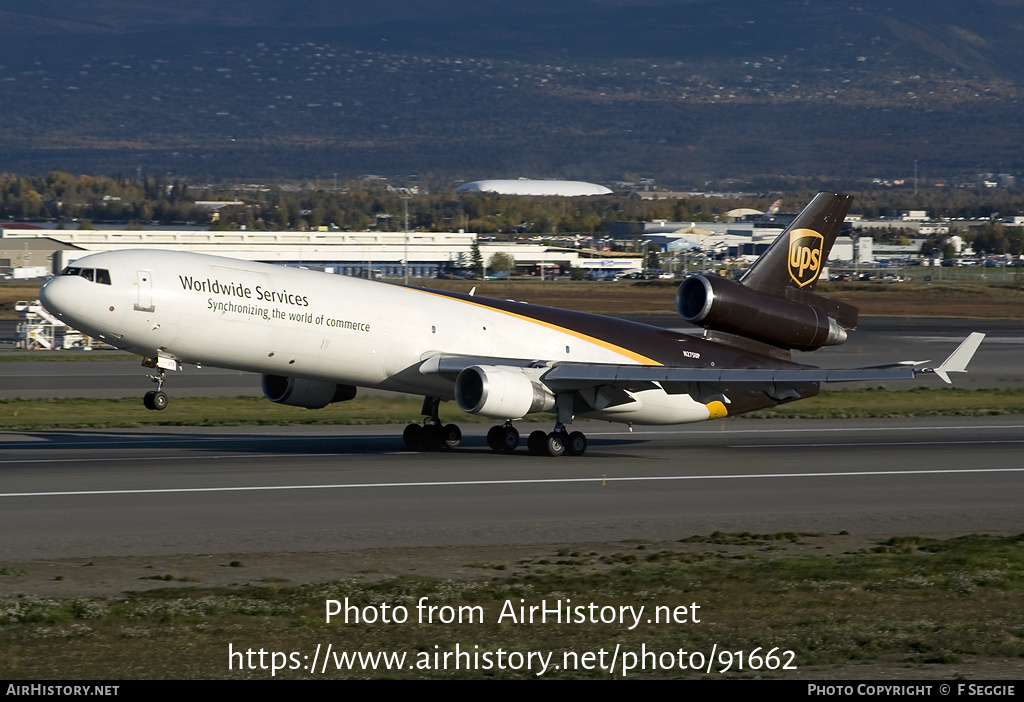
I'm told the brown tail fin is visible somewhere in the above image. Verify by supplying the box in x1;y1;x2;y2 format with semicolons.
740;192;853;295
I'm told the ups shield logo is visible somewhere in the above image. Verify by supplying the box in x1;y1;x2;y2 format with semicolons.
788;228;824;288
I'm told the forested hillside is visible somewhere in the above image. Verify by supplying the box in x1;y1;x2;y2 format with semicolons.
0;1;1021;183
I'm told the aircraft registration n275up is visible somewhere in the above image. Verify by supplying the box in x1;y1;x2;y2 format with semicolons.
39;193;983;457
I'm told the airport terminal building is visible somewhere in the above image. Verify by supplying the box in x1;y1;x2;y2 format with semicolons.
0;227;643;279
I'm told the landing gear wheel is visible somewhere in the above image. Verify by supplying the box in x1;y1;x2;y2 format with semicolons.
144;367;170;411
499;425;519;453
545;431;566;457
144;390;168;411
486;426;504;452
422;423;444;450
403;423;424;451
151;391;168;411
566;431;587;457
527;430;548;456
442;424;462;450
488;425;519;453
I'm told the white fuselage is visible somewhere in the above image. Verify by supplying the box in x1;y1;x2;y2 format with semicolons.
39;249;717;425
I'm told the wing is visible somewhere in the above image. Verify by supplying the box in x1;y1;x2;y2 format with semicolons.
419;333;985;411
544;331;986;389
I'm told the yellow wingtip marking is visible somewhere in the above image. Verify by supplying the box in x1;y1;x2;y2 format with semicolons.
705;400;728;420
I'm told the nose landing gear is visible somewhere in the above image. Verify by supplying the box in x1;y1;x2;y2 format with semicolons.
143;369;169;411
141;356;179;411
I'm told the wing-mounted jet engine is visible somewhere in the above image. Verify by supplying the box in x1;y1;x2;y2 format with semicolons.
262;375;357;409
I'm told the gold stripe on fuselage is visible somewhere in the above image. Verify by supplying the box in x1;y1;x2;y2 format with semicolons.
418;289;662;366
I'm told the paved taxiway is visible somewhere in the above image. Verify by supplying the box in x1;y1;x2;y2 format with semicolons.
2;417;1022;562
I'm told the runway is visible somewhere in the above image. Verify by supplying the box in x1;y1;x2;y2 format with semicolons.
2;417;1022;565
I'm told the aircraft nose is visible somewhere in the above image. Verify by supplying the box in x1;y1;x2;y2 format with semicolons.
39;275;75;323
39;272;129;342
39;274;110;327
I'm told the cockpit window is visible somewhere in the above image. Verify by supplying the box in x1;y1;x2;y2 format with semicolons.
59;266;112;285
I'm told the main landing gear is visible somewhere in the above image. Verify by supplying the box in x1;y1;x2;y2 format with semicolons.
486;422;520;453
492;393;589;457
482;422;586;456
520;391;588;456
525;424;587;457
403;397;462;451
403;395;588;457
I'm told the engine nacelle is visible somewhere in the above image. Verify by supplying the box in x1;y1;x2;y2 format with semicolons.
454;365;556;419
676;274;847;351
262;375;357;409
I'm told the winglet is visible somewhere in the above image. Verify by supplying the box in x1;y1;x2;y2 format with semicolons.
928;332;985;384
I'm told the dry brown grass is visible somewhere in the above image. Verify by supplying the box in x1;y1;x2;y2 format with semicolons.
2;533;1022;679
425;279;1024;318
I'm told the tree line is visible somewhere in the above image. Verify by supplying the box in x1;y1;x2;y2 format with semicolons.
1;173;1022;246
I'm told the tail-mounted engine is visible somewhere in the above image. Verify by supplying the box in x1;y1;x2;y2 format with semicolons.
262;375;357;409
676;274;853;351
455;365;556;419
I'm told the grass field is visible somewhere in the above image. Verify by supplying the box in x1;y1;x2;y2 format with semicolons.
1;533;1021;679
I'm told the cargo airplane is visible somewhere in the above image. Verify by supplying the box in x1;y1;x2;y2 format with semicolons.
39;193;983;457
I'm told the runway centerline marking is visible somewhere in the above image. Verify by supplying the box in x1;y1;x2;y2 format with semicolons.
2;467;1022;499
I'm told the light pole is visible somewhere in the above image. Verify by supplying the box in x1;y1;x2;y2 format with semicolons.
402;196;411;285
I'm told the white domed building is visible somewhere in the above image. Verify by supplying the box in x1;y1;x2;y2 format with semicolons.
456;179;613;196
